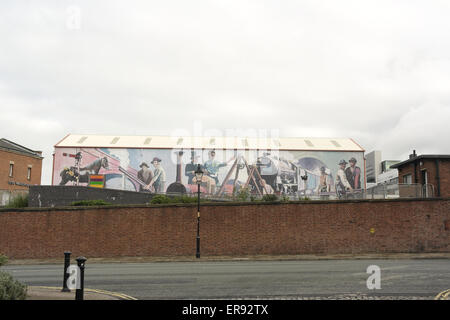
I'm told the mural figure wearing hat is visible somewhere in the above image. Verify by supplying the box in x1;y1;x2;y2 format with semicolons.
185;153;201;185
316;166;332;194
345;157;361;190
137;162;154;192
186;152;216;194
203;150;235;186
145;157;166;193
335;159;353;196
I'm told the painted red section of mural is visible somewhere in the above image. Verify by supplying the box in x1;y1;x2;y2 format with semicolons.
54;148;141;191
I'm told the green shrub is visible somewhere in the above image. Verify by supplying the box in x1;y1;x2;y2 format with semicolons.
151;195;200;204
0;271;27;300
170;196;196;204
150;195;172;204
0;254;8;267
262;194;279;202
178;196;199;203
5;194;28;208
222;194;234;200
71;199;112;206
281;195;290;202
236;187;250;202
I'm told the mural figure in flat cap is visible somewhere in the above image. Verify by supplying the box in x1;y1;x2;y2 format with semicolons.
185;153;201;185
137;162;154;192
335;159;353;197
345;157;361;190
145;157;166;193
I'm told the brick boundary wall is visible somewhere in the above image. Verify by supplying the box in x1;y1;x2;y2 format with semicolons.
0;198;449;259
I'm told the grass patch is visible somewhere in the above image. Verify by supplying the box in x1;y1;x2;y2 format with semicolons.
71;199;112;206
262;194;279;202
5;194;28;208
150;195;201;204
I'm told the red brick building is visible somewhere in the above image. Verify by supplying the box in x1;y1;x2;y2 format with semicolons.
391;151;450;198
0;138;43;191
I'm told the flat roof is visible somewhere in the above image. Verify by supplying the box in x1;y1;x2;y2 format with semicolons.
55;134;365;152
391;155;450;168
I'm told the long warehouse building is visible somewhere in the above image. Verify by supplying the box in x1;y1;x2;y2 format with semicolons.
52;134;366;197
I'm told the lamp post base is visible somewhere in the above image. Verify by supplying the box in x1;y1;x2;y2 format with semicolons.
196;236;200;258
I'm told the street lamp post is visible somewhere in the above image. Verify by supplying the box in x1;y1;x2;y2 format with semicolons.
195;164;203;259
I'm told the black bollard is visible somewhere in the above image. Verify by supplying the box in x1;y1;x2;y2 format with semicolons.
75;257;87;300
61;251;71;292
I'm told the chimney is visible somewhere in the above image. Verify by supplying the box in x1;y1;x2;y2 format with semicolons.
175;151;184;183
409;150;417;159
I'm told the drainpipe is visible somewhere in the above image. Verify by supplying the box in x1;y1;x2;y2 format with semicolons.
435;159;441;197
51;153;55;185
412;150;419;197
412;150;418;184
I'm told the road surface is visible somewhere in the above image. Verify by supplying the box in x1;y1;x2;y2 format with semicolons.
3;259;449;299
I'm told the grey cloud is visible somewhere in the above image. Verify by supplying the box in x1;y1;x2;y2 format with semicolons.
0;0;449;184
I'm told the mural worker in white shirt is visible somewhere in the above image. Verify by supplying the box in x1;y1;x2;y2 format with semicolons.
203;150;235;186
145;157;166;193
335;159;353;197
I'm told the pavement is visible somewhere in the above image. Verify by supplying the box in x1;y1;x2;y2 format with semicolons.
25;287;449;300
26;286;137;300
7;252;450;266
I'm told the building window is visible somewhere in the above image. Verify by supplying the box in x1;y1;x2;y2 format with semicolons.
27;167;32;180
403;174;412;184
9;163;14;177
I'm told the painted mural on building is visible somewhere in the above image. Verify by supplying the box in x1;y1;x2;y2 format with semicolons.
53;147;365;197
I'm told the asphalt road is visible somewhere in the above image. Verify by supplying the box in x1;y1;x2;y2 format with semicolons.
3;259;450;299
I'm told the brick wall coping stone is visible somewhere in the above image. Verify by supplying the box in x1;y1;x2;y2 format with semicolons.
0;197;448;213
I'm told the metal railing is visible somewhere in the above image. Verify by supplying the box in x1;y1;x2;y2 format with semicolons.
2;183;436;207
313;183;435;201
164;182;437;201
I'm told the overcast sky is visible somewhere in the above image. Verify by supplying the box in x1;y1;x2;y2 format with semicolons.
1;0;450;185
